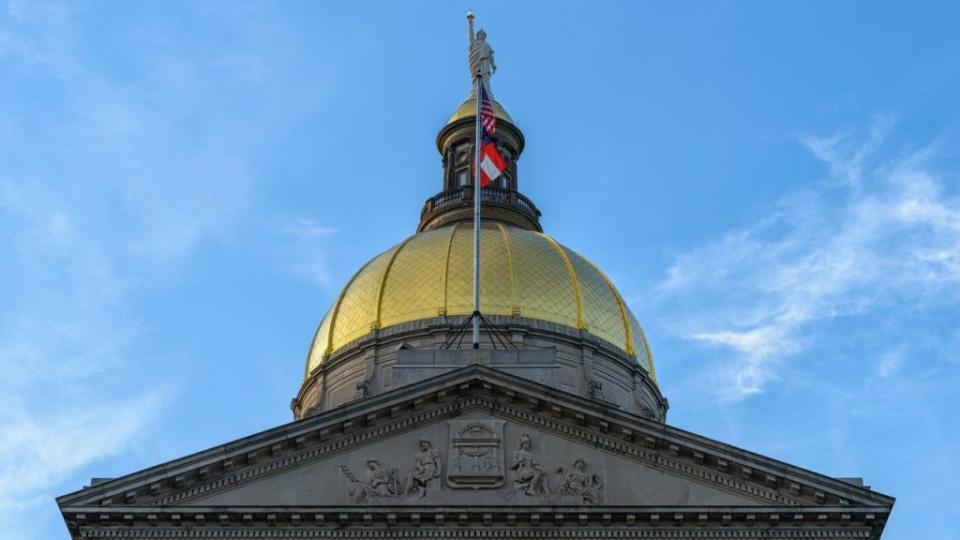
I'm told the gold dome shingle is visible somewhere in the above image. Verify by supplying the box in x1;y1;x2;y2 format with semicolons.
306;222;654;380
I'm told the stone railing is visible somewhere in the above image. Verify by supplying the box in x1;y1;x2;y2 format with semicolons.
420;187;542;225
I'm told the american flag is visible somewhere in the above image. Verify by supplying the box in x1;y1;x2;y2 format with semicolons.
479;85;496;135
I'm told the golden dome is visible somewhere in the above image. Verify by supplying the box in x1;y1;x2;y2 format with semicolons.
306;222;655;380
447;97;514;125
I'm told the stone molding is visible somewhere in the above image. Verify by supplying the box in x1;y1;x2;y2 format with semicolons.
294;314;665;420
63;506;886;535
78;527;875;539
106;395;785;509
58;367;892;513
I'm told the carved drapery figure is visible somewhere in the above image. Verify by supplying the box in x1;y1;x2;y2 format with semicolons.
404;438;443;497
340;460;403;504
365;460;397;496
556;458;603;504
341;438;443;504
510;434;547;496
467;11;496;97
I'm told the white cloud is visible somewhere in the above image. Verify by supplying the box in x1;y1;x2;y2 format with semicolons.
653;117;960;400
0;5;266;537
0;393;162;506
296;254;337;289
279;218;339;289
0;179;168;540
798;114;894;188
875;349;905;378
281;217;339;242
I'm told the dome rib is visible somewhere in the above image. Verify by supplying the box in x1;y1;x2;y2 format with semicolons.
306;225;654;379
441;222;460;314
495;223;519;314
304;314;329;379
584;257;636;356
540;232;584;329
375;235;416;328
636;321;656;381
327;244;400;354
311;256;376;368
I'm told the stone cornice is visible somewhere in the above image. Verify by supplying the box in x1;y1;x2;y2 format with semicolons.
58;366;893;514
74;528;879;540
61;506;888;539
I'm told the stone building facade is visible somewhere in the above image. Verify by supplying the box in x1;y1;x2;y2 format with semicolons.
57;22;893;540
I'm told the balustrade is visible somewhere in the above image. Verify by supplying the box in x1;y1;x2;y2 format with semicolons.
420;187;541;224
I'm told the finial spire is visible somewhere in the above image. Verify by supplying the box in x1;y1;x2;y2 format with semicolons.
467;12;496;97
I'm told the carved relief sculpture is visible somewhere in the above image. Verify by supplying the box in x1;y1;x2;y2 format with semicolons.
355;379;370;400
556;458;603;504
510;434;547;496
588;379;604;401
340;460;403;504
404;438;442;497
446;420;506;488
339;439;444;503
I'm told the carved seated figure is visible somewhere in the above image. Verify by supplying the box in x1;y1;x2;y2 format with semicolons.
557;458;602;504
404;439;442;497
366;460;396;496
343;460;403;503
510;434;546;496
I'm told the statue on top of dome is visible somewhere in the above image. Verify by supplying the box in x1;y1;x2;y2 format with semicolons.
467;11;496;97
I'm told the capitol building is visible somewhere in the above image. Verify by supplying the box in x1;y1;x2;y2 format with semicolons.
57;21;893;540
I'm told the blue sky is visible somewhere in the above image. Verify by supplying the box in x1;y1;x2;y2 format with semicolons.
1;1;958;538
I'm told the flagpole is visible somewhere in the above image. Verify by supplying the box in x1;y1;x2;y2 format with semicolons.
472;72;483;349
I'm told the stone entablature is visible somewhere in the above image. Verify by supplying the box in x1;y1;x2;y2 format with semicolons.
294;317;664;421
59;367;892;540
63;507;886;539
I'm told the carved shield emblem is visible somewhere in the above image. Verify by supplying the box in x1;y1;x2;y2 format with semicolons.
446;420;505;488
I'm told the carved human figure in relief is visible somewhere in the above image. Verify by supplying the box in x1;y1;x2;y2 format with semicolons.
404;438;443;497
510;434;547;496
366;459;401;497
467;12;496;97
340;460;402;504
556;458;603;504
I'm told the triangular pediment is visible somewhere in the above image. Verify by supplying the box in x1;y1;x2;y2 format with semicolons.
176;408;760;508
58;366;893;516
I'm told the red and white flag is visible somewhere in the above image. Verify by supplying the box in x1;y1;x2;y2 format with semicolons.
478;138;507;187
476;85;506;187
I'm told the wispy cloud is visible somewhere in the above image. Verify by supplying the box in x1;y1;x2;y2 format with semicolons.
799;114;895;188
281;217;339;242
280;217;339;289
0;3;270;537
652;116;960;400
0;179;168;536
875;348;905;379
0;394;163;503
